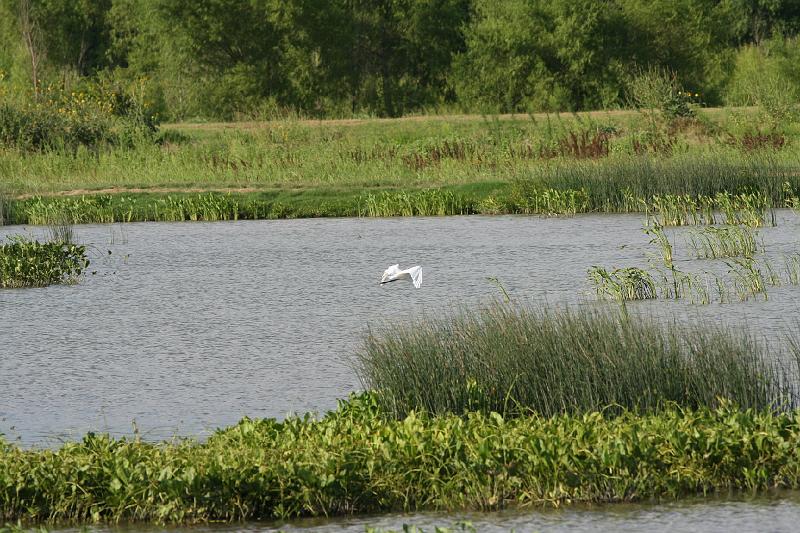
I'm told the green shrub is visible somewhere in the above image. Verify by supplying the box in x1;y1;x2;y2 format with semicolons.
627;67;696;124
0;86;157;152
725;37;800;131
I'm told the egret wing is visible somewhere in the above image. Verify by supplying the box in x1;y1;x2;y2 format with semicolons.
407;266;422;288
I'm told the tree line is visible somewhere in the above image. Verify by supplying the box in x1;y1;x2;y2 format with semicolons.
1;0;799;120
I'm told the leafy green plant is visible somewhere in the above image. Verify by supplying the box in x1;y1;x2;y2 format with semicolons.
361;189;476;217
0;236;89;288
507;184;590;216
6;396;800;524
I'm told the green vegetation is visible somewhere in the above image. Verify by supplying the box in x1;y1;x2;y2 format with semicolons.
0;236;88;288
588;267;659;301
0;1;798;224
587;205;800;305
355;303;796;418
3;0;799;119
5;396;800;524
689;226;761;259
0;87;155;152
1;109;800;224
3;300;799;526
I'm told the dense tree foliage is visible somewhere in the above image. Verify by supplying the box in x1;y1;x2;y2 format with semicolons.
0;0;798;120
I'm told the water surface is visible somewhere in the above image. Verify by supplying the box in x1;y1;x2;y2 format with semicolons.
53;492;800;532
2;212;799;444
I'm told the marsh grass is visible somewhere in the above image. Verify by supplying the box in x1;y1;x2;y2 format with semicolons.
360;189;477;217
588;266;658;301
13;191;367;224
505;184;590;216
4;141;799;223
514;151;799;215
688;226;761;258
46;217;75;245
589;215;800;304
785;253;800;285
724;258;769;300
355;303;796;418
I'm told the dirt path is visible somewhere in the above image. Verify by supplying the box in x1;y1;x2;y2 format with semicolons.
14;186;265;200
162;107;740;132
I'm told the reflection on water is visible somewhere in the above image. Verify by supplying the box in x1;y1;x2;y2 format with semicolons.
1;212;799;445
51;492;800;532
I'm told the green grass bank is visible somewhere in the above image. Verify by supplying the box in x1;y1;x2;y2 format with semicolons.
2;109;800;224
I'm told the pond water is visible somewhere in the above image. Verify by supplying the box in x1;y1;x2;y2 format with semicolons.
2;212;800;445
53;492;800;532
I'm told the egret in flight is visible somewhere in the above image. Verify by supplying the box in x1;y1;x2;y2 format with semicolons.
380;264;422;288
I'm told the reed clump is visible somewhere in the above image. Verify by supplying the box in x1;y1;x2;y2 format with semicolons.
5;396;800;523
0;236;89;288
587;266;658;300
514;151;799;213
355;303;796;419
689;226;760;258
360;189;477;217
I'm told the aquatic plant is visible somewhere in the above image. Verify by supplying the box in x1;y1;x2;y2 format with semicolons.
46;217;75;245
356;303;794;418
360;189;476;217
644;192;773;227
724;258;769;301
647;194;714;226
0;236;89;288
516;151;799;214
644;222;674;267
715;192;774;227
5;397;800;523
785;253;800;285
688;226;760;259
587;266;658;301
506;184;590;216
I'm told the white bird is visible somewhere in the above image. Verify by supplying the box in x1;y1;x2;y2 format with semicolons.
380;264;422;288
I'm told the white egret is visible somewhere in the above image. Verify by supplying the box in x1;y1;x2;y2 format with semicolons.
380;264;422;288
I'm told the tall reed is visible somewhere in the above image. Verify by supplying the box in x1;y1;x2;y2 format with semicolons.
688;226;760;258
0;188;7;226
515;152;799;211
355;303;796;418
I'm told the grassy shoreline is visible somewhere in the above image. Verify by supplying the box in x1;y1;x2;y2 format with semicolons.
2;108;800;226
3;396;800;525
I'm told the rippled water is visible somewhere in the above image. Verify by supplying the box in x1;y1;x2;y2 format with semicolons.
51;492;800;532
2;212;800;445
